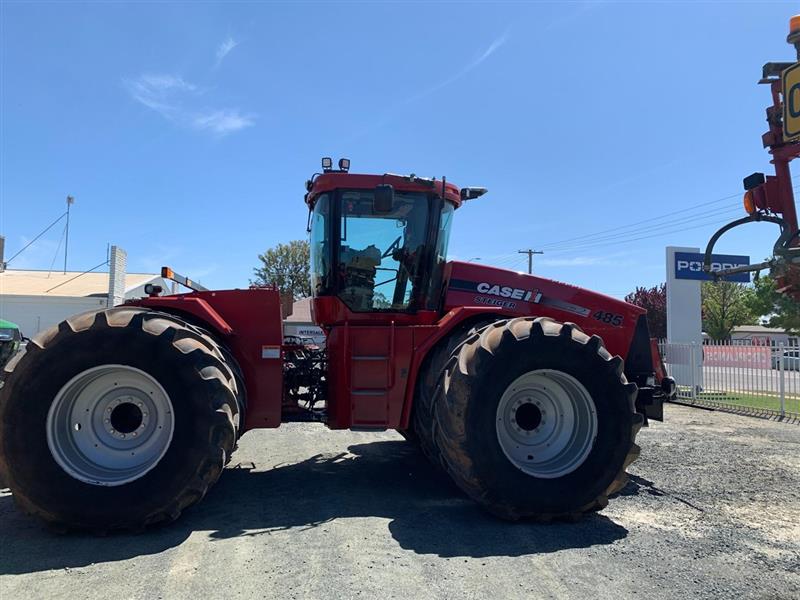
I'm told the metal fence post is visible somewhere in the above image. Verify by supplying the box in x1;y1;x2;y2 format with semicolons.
779;342;786;417
690;342;698;403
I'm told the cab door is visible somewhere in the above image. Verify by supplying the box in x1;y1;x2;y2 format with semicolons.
326;322;413;429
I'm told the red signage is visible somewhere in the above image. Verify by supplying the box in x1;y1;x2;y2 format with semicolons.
704;346;771;369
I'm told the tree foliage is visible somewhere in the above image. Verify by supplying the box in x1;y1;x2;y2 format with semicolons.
624;283;667;339
372;291;391;309
253;240;311;300
701;281;757;340
746;276;800;334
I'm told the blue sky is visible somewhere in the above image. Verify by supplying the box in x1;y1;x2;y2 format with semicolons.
1;1;798;298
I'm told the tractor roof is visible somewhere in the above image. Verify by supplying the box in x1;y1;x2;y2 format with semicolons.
305;172;463;209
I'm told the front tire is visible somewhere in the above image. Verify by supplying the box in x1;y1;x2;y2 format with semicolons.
0;308;240;532
434;317;642;521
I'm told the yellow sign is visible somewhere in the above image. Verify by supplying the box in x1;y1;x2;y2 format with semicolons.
783;62;800;141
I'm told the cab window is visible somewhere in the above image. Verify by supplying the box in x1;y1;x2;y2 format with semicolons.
337;190;430;312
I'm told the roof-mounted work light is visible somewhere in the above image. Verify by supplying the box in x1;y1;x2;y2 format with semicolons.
338;158;350;172
321;157;333;172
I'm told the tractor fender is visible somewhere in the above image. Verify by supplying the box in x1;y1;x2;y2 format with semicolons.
127;296;234;338
127;290;284;431
399;306;512;430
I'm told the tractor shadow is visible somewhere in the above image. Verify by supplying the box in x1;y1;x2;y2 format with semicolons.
0;440;628;574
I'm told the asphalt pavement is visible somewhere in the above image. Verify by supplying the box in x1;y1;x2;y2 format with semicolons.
1;404;798;599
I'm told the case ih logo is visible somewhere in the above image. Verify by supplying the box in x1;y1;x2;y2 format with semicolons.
448;278;591;317
476;282;541;302
674;252;751;283
447;278;542;306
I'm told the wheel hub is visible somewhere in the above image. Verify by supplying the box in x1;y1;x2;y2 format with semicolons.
496;369;598;478
514;402;543;431
109;401;143;434
47;365;175;486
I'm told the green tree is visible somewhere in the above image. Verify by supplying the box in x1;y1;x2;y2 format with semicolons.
253;240;311;300
701;281;757;340
747;276;800;334
372;291;391;309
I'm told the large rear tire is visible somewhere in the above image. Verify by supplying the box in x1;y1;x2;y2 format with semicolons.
434;317;642;521
0;308;240;532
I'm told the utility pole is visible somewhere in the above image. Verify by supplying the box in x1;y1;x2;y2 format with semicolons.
518;249;543;274
64;196;74;273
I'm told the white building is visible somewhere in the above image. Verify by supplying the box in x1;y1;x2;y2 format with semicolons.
0;268;168;337
729;325;798;346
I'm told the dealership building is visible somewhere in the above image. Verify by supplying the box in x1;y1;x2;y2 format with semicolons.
284;297;326;346
0;247;169;337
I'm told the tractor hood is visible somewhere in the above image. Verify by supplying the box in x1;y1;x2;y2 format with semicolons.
442;261;646;360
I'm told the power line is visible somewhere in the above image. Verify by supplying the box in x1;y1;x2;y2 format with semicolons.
491;254;528;268
64;195;74;274
543;214;748;256
478;184;796;270
537;183;800;253
44;259;109;294
542;206;743;253
540;205;742;251
535;191;742;250
5;211;67;265
47;222;68;276
485;252;522;262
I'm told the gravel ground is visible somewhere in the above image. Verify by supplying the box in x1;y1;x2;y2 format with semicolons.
1;403;798;599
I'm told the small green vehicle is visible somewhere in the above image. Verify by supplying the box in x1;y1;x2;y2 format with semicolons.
0;319;22;367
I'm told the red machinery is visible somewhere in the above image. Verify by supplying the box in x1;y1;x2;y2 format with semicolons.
704;16;800;297
0;159;672;532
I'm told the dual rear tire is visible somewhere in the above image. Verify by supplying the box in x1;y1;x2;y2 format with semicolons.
0;308;241;532
418;317;642;521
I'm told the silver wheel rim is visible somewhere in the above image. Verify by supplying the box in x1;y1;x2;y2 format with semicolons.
47;364;174;486
495;369;597;479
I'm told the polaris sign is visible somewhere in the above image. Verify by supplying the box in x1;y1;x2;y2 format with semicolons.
674;252;751;283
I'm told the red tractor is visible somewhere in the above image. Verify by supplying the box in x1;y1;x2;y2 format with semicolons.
0;160;672;531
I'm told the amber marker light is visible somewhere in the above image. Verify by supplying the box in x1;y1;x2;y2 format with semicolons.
790;14;800;35
743;190;756;215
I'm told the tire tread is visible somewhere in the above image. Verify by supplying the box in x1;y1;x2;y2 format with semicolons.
0;307;239;532
432;316;641;522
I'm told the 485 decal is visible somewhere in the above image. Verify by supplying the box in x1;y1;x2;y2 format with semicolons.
592;310;623;327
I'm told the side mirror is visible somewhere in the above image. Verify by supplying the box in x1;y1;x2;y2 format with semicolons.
460;187;488;201
374;184;395;213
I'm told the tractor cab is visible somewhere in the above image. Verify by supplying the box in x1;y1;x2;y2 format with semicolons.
304;159;485;323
